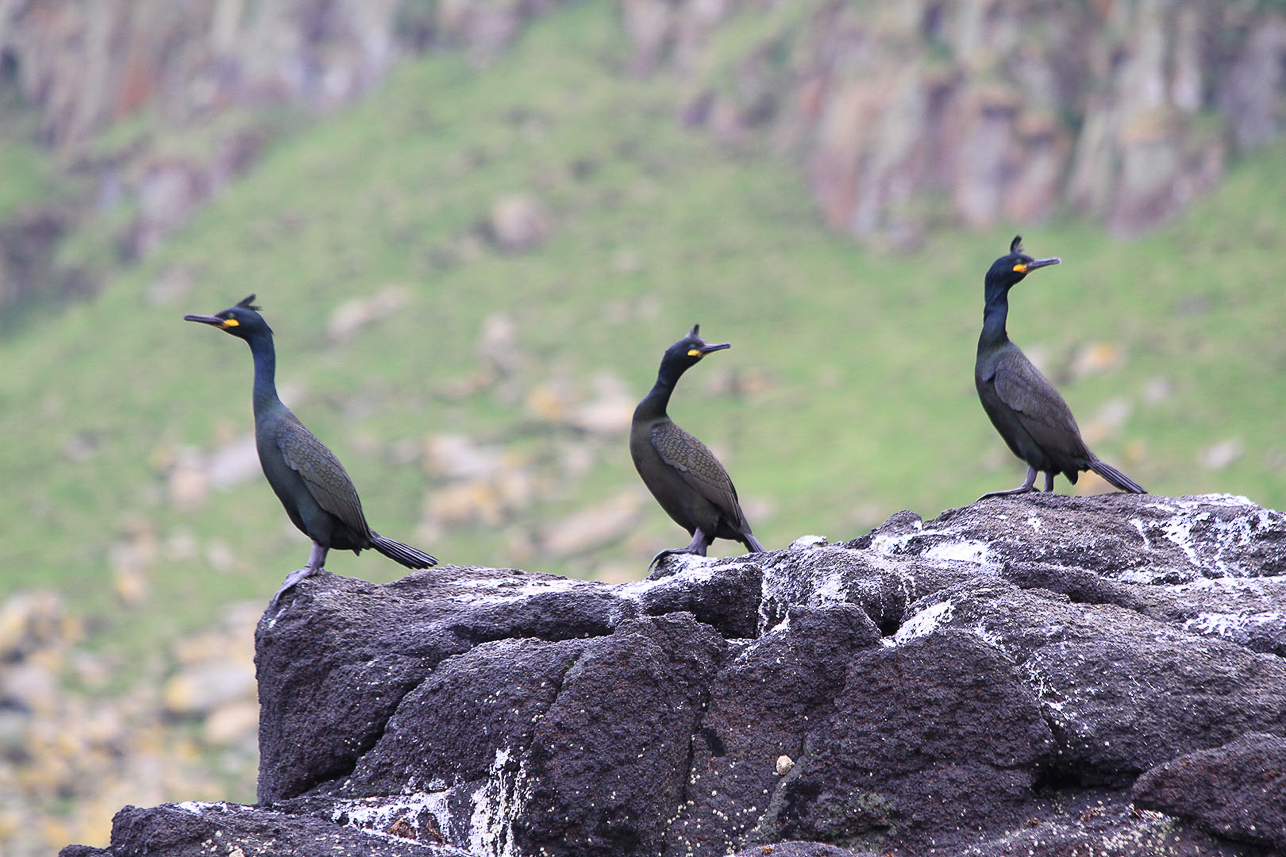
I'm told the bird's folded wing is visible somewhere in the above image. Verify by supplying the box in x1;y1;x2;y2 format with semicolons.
650;423;748;530
993;351;1086;458
276;421;370;535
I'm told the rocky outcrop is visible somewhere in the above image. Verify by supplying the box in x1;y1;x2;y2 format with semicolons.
6;1;1286;308
1132;732;1286;852
62;492;1286;856
621;0;1286;244
0;0;565;304
0;0;563;149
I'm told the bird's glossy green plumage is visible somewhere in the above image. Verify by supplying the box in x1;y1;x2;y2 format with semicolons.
184;295;436;605
630;325;765;572
975;237;1146;499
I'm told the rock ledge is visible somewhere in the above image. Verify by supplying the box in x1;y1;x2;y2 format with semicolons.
63;494;1286;856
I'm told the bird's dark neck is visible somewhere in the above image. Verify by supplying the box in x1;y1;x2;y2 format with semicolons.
979;291;1011;351
247;334;282;417
635;373;678;423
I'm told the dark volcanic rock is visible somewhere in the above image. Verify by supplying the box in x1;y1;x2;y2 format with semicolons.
97;802;472;857
775;631;1054;850
67;494;1286;857
255;566;638;802
516;613;726;856
862;492;1286;582
730;842;873;857
1133;732;1286;851
899;580;1286;785
335;636;593;796
665;604;881;856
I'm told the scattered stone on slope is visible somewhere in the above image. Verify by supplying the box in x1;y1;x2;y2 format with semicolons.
488;194;554;252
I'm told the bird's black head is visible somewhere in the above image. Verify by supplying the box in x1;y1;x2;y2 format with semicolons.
183;294;273;341
659;324;730;379
985;235;1061;298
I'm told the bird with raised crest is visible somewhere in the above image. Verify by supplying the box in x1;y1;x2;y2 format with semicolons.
631;324;765;573
975;237;1146;499
184;295;437;606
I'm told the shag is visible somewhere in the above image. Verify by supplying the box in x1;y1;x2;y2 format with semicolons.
631;324;765;571
975;237;1146;499
184;295;436;605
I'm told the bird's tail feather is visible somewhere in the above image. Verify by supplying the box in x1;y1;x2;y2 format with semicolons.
371;534;438;569
743;533;766;554
1089;459;1146;494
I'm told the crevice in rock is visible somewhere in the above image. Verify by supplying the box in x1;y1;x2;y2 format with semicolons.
663;637;744;834
292;676;430;801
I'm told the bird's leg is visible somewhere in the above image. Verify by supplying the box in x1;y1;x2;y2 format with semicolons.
270;542;328;608
1043;471;1054;492
647;528;711;579
977;466;1038;501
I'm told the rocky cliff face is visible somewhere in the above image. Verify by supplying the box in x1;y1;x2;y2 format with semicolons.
620;0;1286;245
0;0;563;307
63;493;1286;857
5;1;1286;308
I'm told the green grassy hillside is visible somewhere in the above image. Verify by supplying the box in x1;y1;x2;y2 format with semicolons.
2;1;1284;658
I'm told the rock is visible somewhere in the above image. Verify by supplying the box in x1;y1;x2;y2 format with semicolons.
1132;576;1286;657
162;662;256;717
856;492;1286;582
334;636;594;796
897;580;1286;786
0;590;67;659
99;802;473;856
67;494;1286;857
59;847;112;857
1;662;61;716
0;0;568;312
1132;732;1286;851
328;288;412;343
1200;439;1245;471
0;208;70;310
568;372;636;436
488;194;553;252
626;1;1286;242
1069;341;1124;380
422;435;502;481
253;566;640;803
663;605;882;855
539;492;644;557
772;631;1055;848
515;614;726;856
202;701;260;747
730;843;873;857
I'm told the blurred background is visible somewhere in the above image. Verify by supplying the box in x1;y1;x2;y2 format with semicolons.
1;0;1284;852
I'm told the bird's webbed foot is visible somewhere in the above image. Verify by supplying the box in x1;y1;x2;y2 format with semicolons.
646;530;711;580
977;466;1039;501
269;544;328;609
